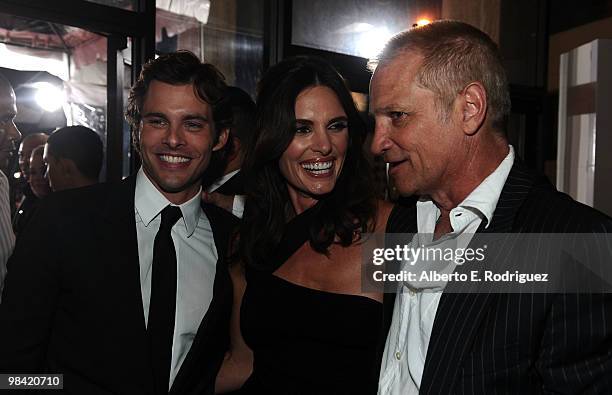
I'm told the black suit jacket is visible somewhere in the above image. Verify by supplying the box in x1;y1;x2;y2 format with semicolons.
380;160;612;394
12;187;39;236
214;171;244;196
0;176;238;394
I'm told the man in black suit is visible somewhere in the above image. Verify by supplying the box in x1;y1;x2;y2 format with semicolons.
369;21;612;393
0;51;236;395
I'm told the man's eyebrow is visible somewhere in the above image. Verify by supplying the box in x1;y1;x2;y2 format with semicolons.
141;112;209;122
181;114;209;122
370;105;410;116
142;112;167;119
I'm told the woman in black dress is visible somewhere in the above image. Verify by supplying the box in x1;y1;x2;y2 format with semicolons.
216;56;393;394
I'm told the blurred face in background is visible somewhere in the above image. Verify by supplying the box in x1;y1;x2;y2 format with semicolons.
0;81;21;174
29;147;51;198
19;133;48;180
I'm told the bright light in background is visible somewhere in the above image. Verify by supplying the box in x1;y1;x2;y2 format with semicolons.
415;19;432;27
32;82;66;112
357;25;392;59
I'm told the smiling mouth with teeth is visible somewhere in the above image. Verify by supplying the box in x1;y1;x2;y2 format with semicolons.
159;154;190;163
301;160;334;175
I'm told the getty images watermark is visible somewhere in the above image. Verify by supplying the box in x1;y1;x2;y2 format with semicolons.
361;233;612;293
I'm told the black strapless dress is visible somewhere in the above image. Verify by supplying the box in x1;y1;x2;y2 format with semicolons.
239;208;383;394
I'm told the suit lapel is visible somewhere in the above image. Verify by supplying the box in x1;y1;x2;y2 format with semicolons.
419;160;536;393
99;175;145;331
96;175;154;392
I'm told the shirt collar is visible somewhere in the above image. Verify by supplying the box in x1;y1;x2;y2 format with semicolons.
134;167;202;237
207;169;240;193
457;145;515;228
416;145;515;230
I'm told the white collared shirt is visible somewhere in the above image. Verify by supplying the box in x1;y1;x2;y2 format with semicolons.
134;168;218;389
378;146;515;395
206;169;245;218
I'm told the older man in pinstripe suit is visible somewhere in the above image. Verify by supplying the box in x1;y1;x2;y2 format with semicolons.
369;20;612;394
0;74;21;302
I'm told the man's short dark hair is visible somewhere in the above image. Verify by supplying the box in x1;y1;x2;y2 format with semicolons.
125;51;231;152
47;126;103;180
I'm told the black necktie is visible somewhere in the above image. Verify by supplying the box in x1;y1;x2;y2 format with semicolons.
148;205;182;394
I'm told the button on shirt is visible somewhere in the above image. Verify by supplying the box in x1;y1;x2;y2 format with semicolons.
135;168;218;388
378;146;515;395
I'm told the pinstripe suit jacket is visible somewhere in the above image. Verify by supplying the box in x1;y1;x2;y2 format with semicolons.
0;170;15;303
380;160;612;394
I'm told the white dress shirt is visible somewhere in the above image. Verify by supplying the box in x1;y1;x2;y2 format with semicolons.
206;169;245;218
378;146;515;395
135;168;218;389
0;170;15;303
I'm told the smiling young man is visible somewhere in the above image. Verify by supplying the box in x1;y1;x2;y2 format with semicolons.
0;52;237;395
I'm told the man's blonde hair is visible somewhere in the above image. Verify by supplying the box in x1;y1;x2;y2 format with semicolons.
369;20;511;132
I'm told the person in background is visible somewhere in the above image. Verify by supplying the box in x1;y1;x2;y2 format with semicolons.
17;133;48;182
11;144;51;235
203;86;255;218
43;125;103;192
27;145;51;200
0;51;236;395
369;20;612;394
216;56;394;394
12;145;51;234
0;73;21;302
12;133;48;234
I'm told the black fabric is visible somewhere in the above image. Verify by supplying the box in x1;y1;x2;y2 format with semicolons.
0;176;238;395
12;192;39;236
148;206;182;395
378;159;612;394
214;171;244;196
240;207;383;394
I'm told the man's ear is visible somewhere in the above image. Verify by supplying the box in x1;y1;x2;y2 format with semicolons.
459;82;487;136
212;127;230;152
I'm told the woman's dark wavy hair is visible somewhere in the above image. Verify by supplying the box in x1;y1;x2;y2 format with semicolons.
238;56;376;269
